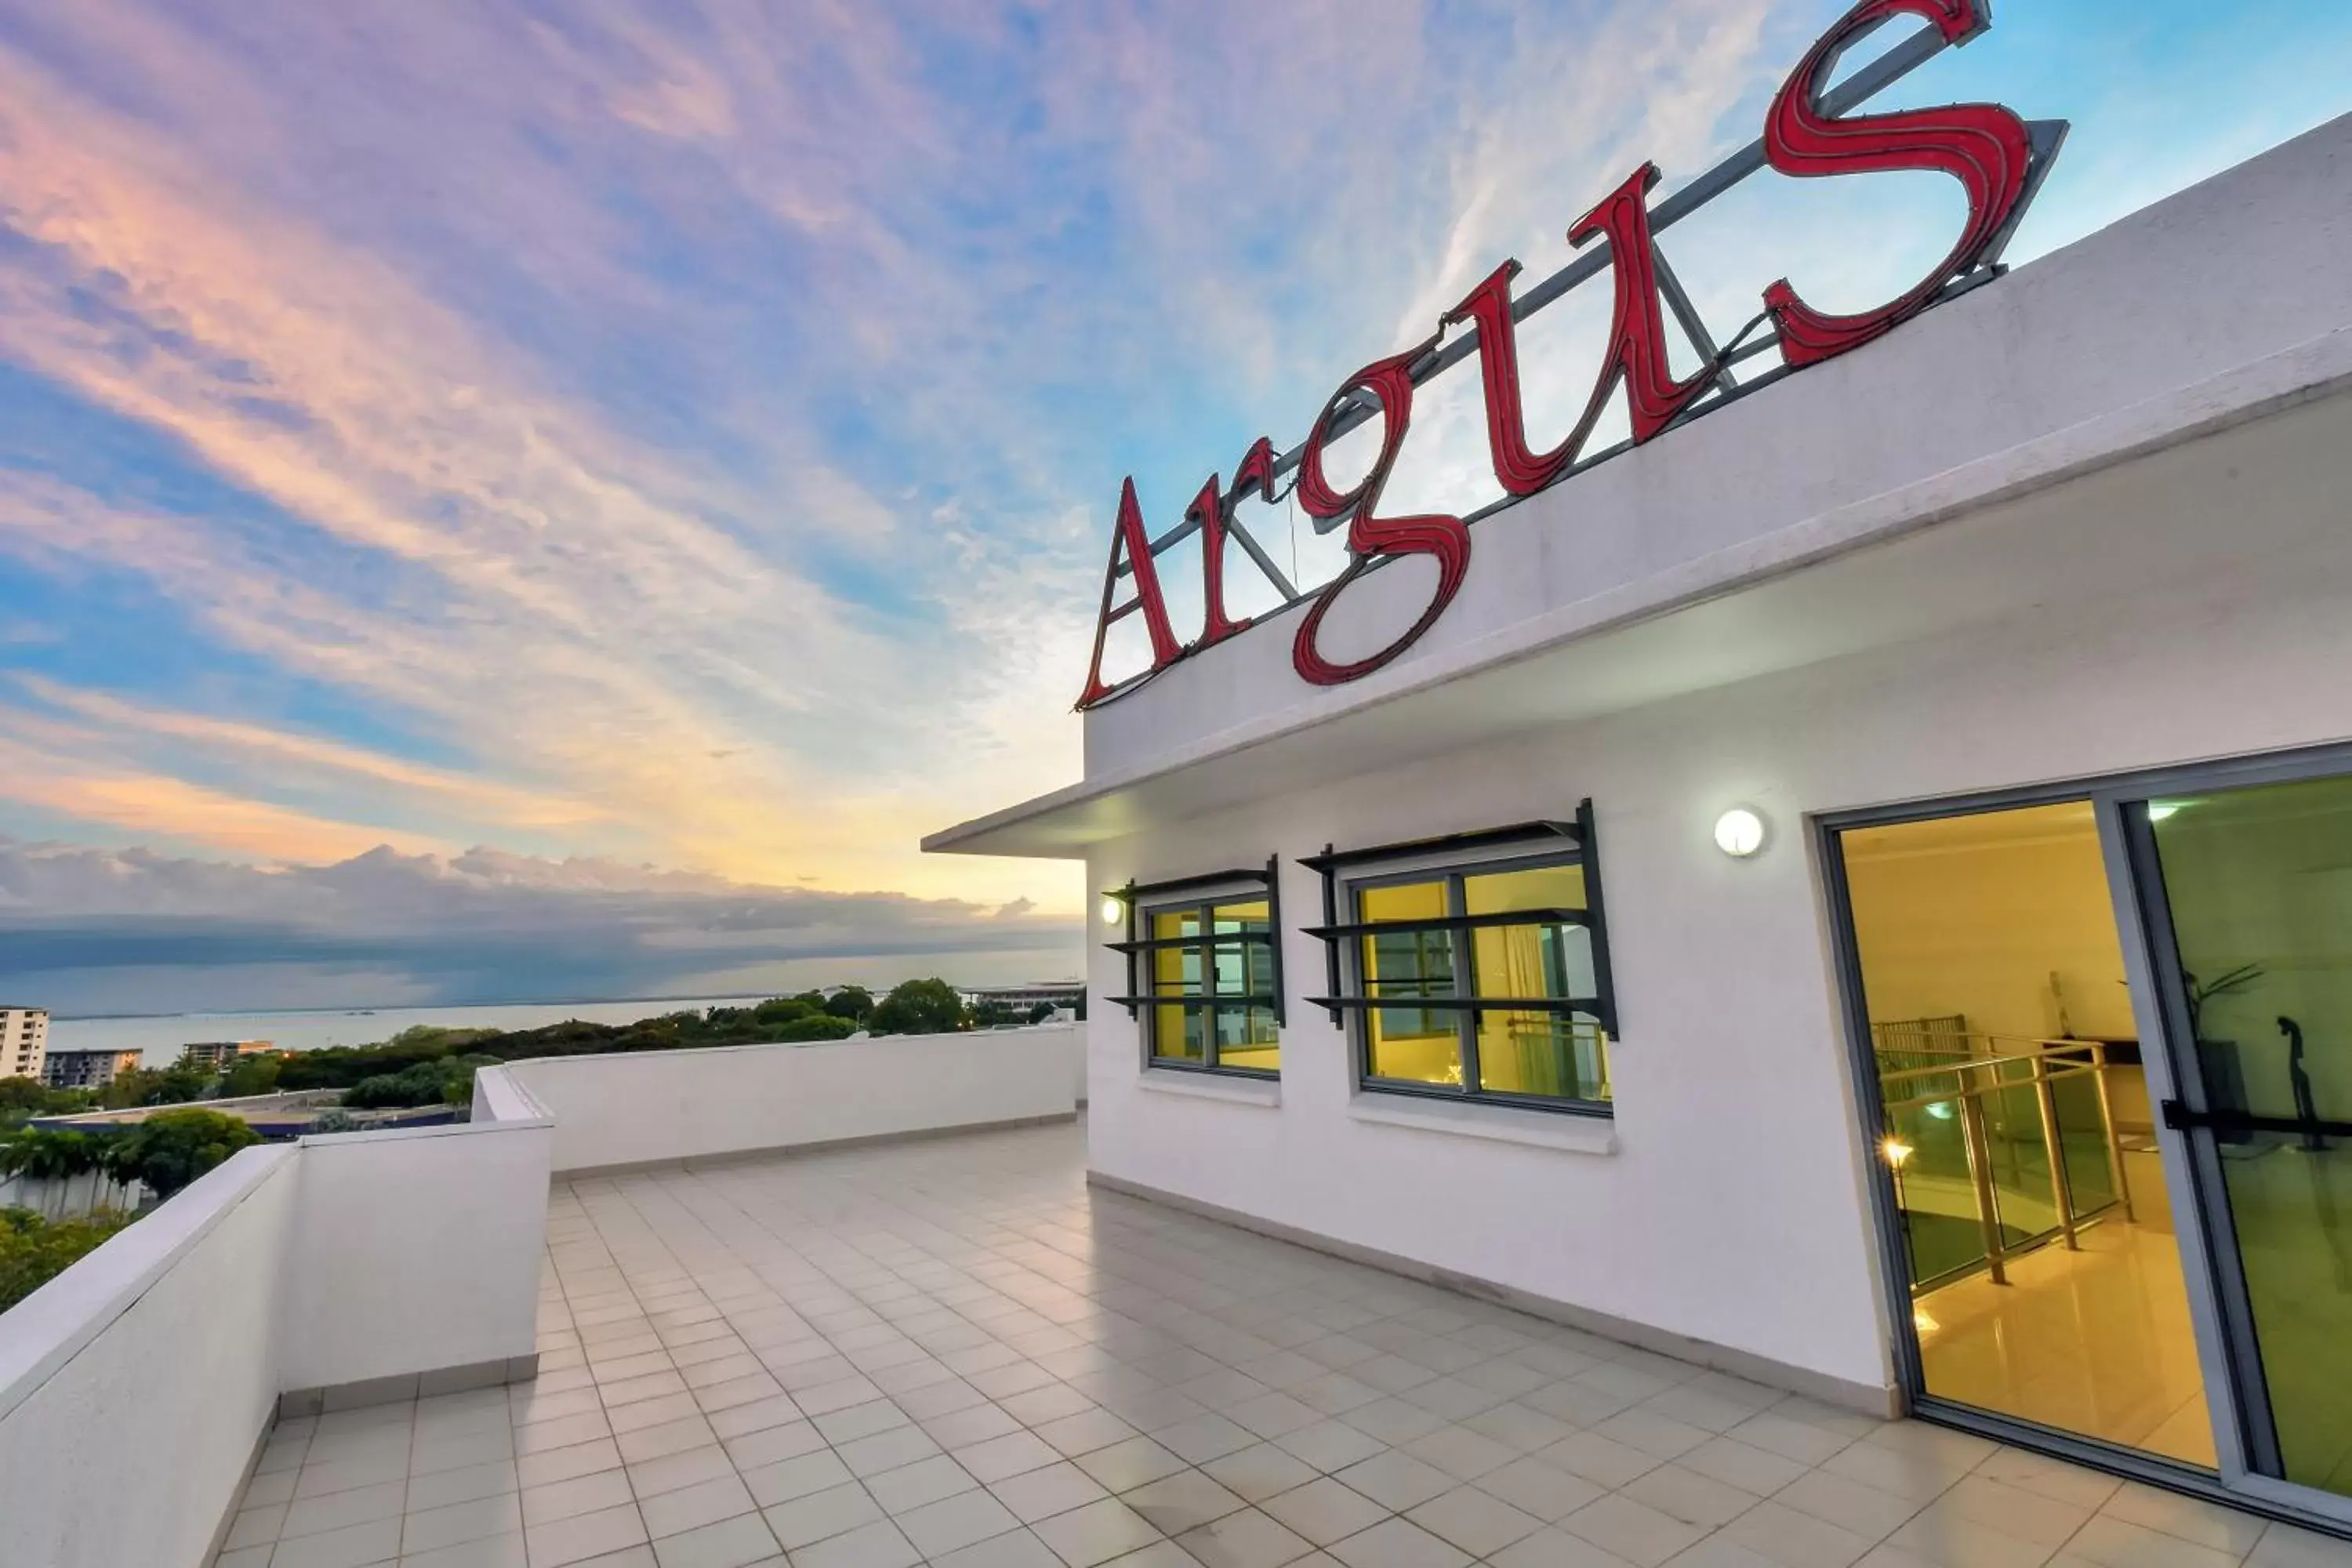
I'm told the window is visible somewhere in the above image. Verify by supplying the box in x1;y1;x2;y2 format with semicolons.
1144;898;1280;1074
1106;860;1285;1079
1305;811;1617;1116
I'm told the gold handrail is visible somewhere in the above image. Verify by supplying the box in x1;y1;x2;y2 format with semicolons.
1875;1034;2136;1287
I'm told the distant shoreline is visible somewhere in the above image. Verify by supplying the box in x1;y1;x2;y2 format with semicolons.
49;990;786;1023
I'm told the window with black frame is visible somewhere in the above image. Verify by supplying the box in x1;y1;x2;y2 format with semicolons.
1305;814;1617;1114
1104;861;1284;1078
1142;897;1279;1074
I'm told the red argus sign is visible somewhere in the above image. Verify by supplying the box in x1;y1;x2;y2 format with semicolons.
1076;0;2064;711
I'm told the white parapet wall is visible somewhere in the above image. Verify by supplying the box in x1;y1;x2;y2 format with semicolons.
495;1022;1084;1177
0;1073;552;1568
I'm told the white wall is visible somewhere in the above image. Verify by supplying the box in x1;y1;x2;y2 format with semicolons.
0;1167;146;1220
1083;405;2352;1406
0;1147;297;1568
500;1024;1082;1176
0;1075;553;1567
278;1073;551;1392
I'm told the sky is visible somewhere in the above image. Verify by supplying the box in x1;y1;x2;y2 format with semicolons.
0;0;2346;1016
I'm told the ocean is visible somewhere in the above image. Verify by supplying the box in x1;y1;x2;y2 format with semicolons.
45;996;793;1067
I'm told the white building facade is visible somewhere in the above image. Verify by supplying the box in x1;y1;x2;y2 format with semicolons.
931;71;2352;1540
0;1007;46;1083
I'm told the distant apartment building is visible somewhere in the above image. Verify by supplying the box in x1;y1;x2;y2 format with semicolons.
42;1047;142;1091
960;982;1083;1014
1;1006;49;1082
178;1039;276;1071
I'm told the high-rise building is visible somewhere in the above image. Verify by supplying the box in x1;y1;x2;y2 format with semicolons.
42;1047;142;1091
0;1005;49;1082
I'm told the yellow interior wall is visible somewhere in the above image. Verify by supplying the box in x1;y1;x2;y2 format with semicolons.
1845;802;2137;1044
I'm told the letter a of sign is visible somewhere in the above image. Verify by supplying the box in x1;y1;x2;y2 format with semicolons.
1761;0;2035;366
1075;477;1183;710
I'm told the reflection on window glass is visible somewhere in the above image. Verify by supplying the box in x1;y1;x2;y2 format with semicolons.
1360;880;1461;1085
1144;899;1276;1073
1353;858;1610;1106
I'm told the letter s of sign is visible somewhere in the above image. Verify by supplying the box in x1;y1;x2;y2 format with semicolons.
1761;0;2036;367
1290;339;1471;687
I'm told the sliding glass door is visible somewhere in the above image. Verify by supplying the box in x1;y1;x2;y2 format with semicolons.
2135;776;2352;1505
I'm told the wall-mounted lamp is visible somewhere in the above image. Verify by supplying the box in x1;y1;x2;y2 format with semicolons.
1099;894;1127;926
1882;1137;1915;1168
1712;807;1766;858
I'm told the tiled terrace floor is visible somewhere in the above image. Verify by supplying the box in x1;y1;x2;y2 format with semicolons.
214;1120;2350;1568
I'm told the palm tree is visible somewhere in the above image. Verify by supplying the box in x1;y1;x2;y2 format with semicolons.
0;1130;105;1219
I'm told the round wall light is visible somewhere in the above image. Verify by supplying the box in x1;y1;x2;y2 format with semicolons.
1713;807;1766;858
1099;894;1127;925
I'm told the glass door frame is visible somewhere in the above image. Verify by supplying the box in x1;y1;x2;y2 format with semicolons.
1817;739;2352;1534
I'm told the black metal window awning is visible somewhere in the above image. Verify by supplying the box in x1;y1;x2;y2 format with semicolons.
1101;857;1284;1028
1299;803;1619;1037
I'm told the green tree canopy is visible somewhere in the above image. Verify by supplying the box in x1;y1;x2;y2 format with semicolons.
867;979;967;1037
0;1209;136;1311
772;1014;858;1043
219;1052;285;1099
103;1109;260;1200
0;1077;94;1126
823;986;875;1020
0;1128;106;1184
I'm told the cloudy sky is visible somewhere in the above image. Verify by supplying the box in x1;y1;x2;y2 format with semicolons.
0;0;2346;1015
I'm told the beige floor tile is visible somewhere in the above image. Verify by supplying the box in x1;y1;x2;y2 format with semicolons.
1619;1465;1759;1530
1563;1494;1712;1568
763;1481;885;1549
2097;1485;2269;1558
526;1467;637;1528
1472;1454;1606;1523
630;1445;739;1500
1260;1478;1393;1546
1323;1516;1472;1568
993;1461;1115;1524
1120;1469;1249;1536
1406;1483;1547;1556
515;1436;622;1490
510;1485;626;1566
284;1478;408;1540
1330;1451;1454;1513
1720;1500;1881;1568
724;1421;828;1473
1032;1497;1164;1568
265;1515;405;1568
2060;1518;2245;1568
862;1453;980;1515
1886;1505;2060;1568
1174;1507;1318;1568
895;1487;1025;1557
1487;1526;1642;1568
641;1472;758;1540
1679;1438;1813;1498
1076;1437;1191;1493
1776;1471;1928;1541
402;1491;524;1555
930;1526;1069;1568
960;1430;1069;1484
789;1518;921;1568
396;1530;530;1567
